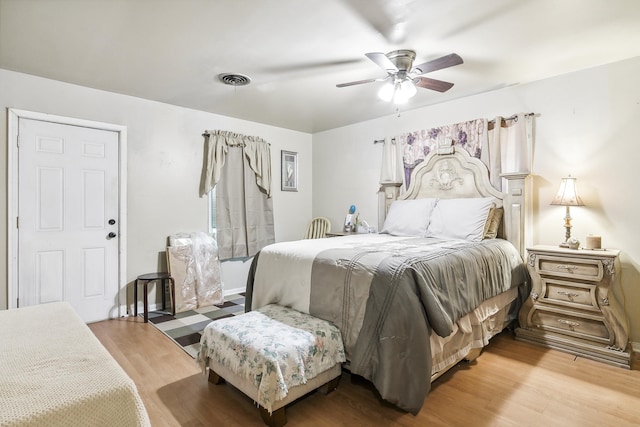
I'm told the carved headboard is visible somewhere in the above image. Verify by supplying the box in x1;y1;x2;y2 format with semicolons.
378;147;530;258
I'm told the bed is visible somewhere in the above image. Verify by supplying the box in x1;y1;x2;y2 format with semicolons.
0;302;151;427
244;147;530;414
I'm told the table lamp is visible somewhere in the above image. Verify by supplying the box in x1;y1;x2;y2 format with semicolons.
551;175;584;248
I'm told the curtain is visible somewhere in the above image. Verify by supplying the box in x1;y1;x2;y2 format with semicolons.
379;113;533;192
383;118;486;188
481;113;533;190
201;130;275;260
379;137;405;188
201;131;271;197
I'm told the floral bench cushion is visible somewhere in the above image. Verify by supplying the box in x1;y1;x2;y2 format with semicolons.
197;304;346;411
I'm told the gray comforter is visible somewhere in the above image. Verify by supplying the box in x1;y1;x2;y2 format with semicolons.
246;236;528;414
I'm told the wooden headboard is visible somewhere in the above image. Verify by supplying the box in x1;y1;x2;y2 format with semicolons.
378;147;530;258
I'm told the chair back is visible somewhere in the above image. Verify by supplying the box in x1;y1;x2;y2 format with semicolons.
304;217;331;239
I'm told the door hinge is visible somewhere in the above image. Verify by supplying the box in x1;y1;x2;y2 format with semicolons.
16;216;19;228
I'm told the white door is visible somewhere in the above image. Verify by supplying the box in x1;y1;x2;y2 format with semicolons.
17;118;120;322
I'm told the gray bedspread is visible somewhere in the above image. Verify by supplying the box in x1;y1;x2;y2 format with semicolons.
246;236;528;414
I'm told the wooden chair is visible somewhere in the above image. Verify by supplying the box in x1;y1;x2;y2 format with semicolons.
304;217;331;239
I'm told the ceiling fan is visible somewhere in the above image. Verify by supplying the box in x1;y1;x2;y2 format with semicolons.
336;50;463;104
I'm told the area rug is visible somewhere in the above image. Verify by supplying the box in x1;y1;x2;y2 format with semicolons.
147;293;245;358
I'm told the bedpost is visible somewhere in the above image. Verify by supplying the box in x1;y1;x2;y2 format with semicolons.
500;172;531;259
378;182;403;231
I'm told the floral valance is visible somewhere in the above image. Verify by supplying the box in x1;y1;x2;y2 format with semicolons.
381;113;533;191
398;118;486;186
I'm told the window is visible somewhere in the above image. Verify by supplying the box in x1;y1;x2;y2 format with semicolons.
208;188;217;238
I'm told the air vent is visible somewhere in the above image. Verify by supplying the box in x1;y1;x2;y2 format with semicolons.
218;73;252;86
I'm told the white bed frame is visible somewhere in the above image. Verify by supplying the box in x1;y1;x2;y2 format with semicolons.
379;145;530;259
378;145;531;379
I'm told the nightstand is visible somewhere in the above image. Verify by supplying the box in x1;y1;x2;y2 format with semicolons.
515;245;630;368
325;231;356;237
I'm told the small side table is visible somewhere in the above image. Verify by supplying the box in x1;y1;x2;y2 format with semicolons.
133;272;175;322
325;231;356;237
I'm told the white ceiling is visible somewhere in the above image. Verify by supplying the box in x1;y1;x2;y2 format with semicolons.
2;0;640;133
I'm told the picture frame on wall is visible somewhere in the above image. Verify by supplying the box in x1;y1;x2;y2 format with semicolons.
281;150;298;192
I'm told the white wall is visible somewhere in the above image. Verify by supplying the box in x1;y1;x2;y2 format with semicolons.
2;57;639;344
0;69;313;310
312;57;640;343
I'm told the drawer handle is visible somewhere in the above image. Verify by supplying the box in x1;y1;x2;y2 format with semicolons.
558;318;580;329
557;290;579;300
556;264;576;273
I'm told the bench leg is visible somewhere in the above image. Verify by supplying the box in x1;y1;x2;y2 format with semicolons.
260;406;286;427
208;369;225;385
318;375;341;395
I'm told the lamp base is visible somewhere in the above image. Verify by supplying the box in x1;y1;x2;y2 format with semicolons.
559;238;580;249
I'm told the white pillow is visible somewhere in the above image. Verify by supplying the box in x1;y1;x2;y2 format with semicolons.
381;198;438;237
426;198;494;241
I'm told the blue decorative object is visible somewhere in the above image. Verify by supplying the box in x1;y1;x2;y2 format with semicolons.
349;205;356;214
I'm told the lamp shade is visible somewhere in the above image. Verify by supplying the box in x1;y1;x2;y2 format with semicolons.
393;79;417;104
377;78;417;104
551;176;584;206
377;82;395;102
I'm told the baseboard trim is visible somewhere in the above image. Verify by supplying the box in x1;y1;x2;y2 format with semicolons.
223;286;245;296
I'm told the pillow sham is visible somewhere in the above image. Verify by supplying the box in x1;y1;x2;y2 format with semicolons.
483;207;504;239
381;198;438;237
426;197;494;242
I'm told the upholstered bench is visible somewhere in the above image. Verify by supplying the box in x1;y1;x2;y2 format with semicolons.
197;304;346;427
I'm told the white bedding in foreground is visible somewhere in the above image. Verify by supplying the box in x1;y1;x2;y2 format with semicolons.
0;302;150;427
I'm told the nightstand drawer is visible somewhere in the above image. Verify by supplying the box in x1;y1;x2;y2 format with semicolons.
536;255;603;281
530;307;611;344
540;278;598;311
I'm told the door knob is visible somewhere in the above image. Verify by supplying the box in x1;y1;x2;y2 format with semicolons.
108;219;116;225
107;232;117;239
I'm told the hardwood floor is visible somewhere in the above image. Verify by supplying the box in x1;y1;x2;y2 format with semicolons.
89;318;640;427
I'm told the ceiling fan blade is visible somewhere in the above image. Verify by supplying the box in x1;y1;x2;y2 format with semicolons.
414;77;455;93
411;53;463;75
365;52;398;73
336;78;379;88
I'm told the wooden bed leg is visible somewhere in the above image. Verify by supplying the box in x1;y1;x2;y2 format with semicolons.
318;375;341;395
208;369;225;385
465;348;483;362
259;406;286;427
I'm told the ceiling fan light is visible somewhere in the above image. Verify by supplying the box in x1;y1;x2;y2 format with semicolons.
393;80;416;104
400;79;417;97
377;82;395;102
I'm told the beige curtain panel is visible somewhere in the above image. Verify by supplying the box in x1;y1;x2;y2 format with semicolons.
481;112;533;191
201;130;275;260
